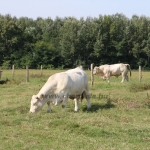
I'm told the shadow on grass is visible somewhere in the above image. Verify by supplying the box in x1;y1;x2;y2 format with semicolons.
0;78;9;84
82;102;116;112
17;106;29;114
0;106;29;115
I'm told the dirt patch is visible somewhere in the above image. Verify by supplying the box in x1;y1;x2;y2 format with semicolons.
126;101;141;110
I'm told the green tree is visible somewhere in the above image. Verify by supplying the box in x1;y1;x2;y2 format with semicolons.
33;41;59;68
59;17;80;67
0;14;23;67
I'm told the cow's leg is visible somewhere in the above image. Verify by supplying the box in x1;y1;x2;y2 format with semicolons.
106;75;110;83
104;72;110;83
47;101;52;113
121;73;125;82
62;95;68;111
84;91;91;109
126;75;129;82
102;76;106;81
54;98;59;105
74;98;79;111
102;76;108;82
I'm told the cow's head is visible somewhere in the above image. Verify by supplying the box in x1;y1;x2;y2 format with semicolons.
30;94;44;113
93;66;100;75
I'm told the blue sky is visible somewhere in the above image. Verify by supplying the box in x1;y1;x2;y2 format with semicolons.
0;0;150;20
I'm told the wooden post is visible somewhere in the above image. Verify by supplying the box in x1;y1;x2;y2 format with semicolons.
139;66;142;82
0;70;2;80
91;63;94;85
40;65;43;77
12;65;15;77
26;66;29;83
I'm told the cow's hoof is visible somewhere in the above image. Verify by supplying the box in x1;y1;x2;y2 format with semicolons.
87;104;91;109
87;107;91;110
47;110;52;113
74;109;79;112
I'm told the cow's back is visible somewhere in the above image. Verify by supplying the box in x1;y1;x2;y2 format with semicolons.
66;67;89;92
108;64;123;75
51;71;88;96
65;67;88;86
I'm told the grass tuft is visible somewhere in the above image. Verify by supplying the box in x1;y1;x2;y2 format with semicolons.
0;78;22;85
129;83;150;92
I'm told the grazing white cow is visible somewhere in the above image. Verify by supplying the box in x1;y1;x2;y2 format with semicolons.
93;63;131;83
30;66;91;113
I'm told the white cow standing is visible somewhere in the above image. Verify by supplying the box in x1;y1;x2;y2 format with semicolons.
93;63;131;83
30;66;91;113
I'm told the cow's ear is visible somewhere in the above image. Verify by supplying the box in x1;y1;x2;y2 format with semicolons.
36;96;40;101
39;94;44;100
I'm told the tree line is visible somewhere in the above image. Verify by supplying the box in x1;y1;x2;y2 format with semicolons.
0;13;150;69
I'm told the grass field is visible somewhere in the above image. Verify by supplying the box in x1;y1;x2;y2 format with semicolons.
0;69;150;150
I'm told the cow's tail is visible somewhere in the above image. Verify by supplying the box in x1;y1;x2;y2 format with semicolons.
126;64;131;77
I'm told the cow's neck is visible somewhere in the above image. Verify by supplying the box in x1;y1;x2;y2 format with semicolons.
38;81;57;97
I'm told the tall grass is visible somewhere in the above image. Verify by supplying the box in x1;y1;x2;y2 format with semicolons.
0;69;150;150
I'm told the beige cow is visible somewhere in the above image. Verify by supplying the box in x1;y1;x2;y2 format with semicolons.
93;63;131;82
30;66;91;113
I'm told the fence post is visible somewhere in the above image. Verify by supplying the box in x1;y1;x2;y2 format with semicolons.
139;66;142;82
0;70;2;80
26;66;29;83
40;65;43;77
12;65;15;77
91;63;94;85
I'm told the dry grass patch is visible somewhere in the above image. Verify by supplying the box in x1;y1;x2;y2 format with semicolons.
126;101;142;110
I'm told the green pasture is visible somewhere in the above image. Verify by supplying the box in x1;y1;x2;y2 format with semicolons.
0;69;150;150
